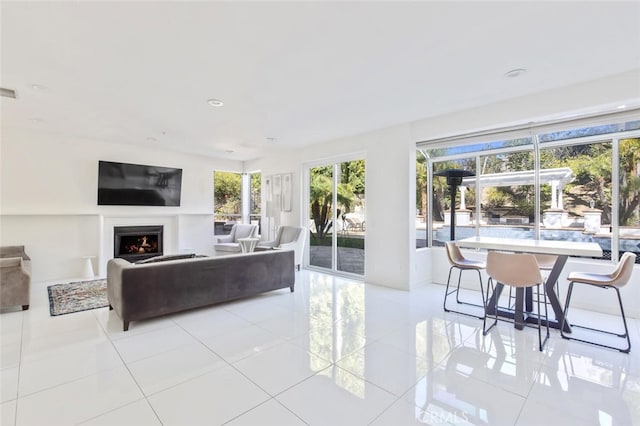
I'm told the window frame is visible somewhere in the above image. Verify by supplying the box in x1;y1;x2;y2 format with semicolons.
417;110;640;263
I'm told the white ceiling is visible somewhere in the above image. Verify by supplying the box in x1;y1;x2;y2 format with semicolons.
2;1;640;161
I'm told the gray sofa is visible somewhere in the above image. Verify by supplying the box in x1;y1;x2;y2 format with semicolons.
107;249;294;331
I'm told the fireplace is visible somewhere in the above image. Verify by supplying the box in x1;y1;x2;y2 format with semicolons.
114;225;163;262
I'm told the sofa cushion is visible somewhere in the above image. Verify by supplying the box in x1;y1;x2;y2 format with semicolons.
214;243;242;252
0;257;22;268
135;253;196;264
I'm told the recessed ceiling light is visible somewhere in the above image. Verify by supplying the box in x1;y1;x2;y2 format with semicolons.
266;137;276;143
29;84;46;91
207;98;224;107
28;117;44;123
617;104;627;109
504;68;527;79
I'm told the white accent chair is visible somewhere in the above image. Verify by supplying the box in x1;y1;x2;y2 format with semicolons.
257;226;306;270
214;224;259;253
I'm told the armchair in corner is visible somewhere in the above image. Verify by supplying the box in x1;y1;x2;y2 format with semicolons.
256;226;306;271
214;224;259;253
0;245;31;311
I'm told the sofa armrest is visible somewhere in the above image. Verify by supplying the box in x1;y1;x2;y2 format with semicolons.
256;240;277;249
0;246;30;261
278;242;297;251
0;256;30;279
107;258;131;313
0;257;22;268
215;235;233;243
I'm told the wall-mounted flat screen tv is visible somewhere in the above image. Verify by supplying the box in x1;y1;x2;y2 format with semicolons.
97;161;182;206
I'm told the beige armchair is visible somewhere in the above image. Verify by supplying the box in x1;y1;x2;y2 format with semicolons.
443;242;486;319
483;251;549;351
257;226;306;270
561;252;636;353
214;224;259;253
1;245;31;310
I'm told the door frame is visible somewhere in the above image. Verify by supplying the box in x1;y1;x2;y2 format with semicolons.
303;152;366;278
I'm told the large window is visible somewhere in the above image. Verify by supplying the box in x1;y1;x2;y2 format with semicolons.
213;170;261;235
618;137;640;258
540;141;612;232
416;113;640;264
432;157;476;242
478;145;534;239
249;172;262;228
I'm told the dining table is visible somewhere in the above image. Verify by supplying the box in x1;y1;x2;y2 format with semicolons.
455;236;603;332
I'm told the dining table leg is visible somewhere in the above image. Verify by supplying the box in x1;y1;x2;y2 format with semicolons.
525;287;533;312
485;283;525;330
544;255;572;333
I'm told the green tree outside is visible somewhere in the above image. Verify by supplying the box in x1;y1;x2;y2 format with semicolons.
421;136;640;227
310;161;364;238
619;138;640;226
214;171;241;219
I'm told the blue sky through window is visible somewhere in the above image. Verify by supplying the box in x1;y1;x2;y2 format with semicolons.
426;138;531;157
539;120;640;142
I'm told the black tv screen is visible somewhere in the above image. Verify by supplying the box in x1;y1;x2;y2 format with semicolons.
97;161;182;206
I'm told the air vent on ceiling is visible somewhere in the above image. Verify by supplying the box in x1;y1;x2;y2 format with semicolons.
1;87;17;98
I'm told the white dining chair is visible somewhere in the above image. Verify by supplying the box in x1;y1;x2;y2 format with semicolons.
443;242;487;319
560;252;636;353
483;251;550;351
507;254;559;310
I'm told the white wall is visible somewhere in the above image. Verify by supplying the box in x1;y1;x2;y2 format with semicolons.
247;124;420;290
1;214;100;281
245;153;304;239
304;125;419;290
0;127;241;281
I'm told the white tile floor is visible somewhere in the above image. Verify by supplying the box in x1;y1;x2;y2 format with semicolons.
1;270;639;425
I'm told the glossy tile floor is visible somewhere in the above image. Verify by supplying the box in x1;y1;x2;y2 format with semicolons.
1;270;639;425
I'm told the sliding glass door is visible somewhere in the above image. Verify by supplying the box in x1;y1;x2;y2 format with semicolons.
307;158;365;276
